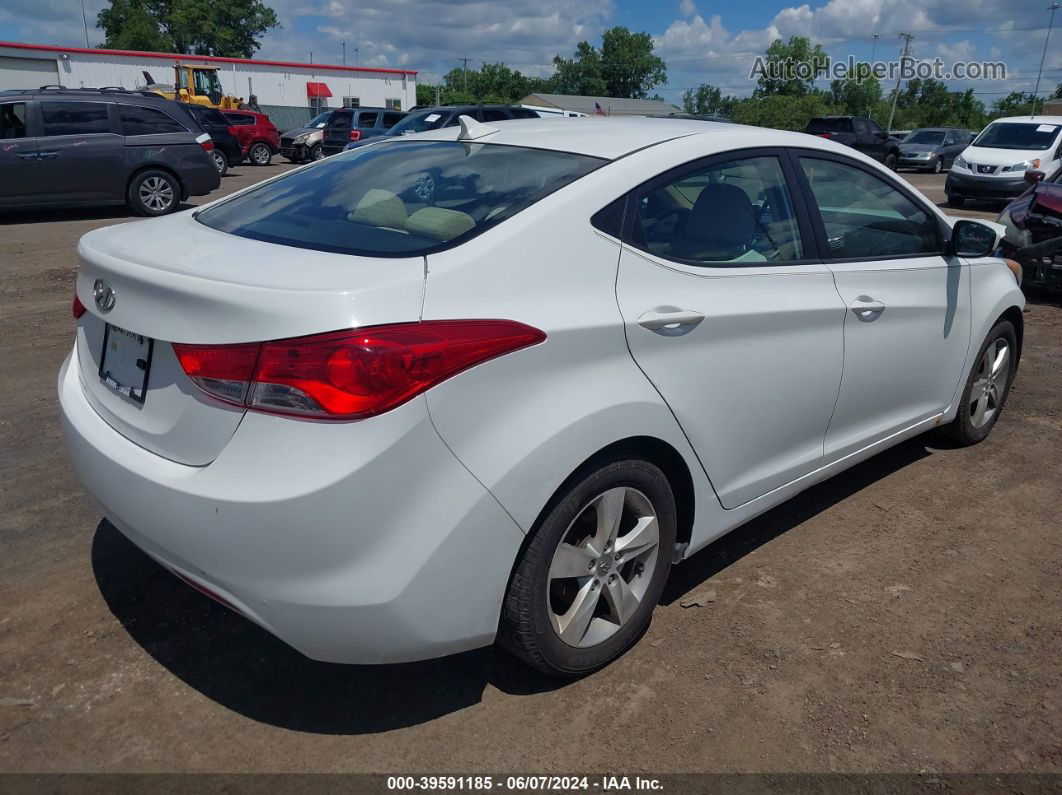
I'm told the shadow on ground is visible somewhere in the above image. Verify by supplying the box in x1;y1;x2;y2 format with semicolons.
93;437;933;735
0;204;192;226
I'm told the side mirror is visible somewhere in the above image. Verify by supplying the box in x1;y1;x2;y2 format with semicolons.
1025;169;1046;185
947;219;999;258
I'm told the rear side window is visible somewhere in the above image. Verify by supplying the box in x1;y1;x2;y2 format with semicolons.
0;102;27;139
225;113;255;126
798;156;941;259
481;109;510;122
382;112;404;127
357;112;379;128
41;101;111;136
807;118;851;133
197;140;603;256
630;155;804;266
119;105;187;136
511;108;540;119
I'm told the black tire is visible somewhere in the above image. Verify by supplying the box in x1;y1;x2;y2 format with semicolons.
498;457;677;678
932;157;943;174
947;195;965;208
884;152;898;171
942;320;1017;446
249;141;272;166
211;149;227;177
308;143;324;161
127;169;181;217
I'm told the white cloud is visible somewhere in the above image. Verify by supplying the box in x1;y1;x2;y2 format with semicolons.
678;0;696;18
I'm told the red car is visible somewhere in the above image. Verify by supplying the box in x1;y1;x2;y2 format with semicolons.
222;110;280;166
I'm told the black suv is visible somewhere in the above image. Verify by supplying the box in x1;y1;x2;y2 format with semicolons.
0;87;219;215
805;116;901;170
319;107;408;156
183;104;244;177
341;105;540;153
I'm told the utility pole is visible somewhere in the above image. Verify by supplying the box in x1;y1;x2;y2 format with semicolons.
354;47;359;67
870;33;880;65
868;34;880;119
886;33;912;136
79;0;90;46
462;57;469;93
342;41;346;66
1032;3;1060;116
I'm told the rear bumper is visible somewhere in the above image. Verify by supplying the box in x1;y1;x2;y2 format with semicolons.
58;345;525;664
898;155;937;169
181;156;221;197
946;171;1028;201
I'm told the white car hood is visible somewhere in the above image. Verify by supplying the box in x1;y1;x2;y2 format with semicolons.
963;146;1050;167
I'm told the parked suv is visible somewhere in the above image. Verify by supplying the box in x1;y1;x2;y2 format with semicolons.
279;110;334;163
343;104;541;152
897;127;972;173
319;107;408;156
805;116;901;169
184;104;243;177
222;110;279;166
0;87;219;216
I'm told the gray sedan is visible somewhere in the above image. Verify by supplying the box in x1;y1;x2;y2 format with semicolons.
898;127;973;173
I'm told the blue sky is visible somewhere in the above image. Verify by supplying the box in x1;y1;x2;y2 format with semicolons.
1;0;1059;103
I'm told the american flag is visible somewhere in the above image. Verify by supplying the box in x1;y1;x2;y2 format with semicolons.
594;101;607;116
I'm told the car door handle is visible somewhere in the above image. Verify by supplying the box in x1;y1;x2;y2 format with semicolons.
637;308;705;334
16;152;38;160
37;151;59;159
850;296;886;321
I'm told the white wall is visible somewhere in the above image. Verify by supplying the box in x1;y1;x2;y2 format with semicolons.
0;45;417;111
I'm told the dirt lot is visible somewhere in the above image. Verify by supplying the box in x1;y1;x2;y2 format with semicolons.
0;163;1060;776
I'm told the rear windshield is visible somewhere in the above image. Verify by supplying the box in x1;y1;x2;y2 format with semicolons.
197;140;604;256
903;130;945;145
807;118;851;133
390;111;454;134
972;122;1060;151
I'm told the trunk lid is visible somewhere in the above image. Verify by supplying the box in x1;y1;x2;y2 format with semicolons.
74;211;425;465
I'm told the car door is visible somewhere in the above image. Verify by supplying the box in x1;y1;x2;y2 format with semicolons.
942;130;960;166
325;109;353;148
794;152;971;462
35;99;125;203
0;99;40;207
614;149;846;509
355;110;380;138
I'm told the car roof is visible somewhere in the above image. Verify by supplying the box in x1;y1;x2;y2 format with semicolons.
404;115;837;160
988;115;1062;125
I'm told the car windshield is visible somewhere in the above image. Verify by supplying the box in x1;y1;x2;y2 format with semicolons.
307;111;331;128
972;122;1060;151
197;140;604;256
904;130;945;145
806;118;851;133
389;111;453;135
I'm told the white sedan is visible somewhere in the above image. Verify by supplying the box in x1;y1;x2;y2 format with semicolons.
60;116;1025;677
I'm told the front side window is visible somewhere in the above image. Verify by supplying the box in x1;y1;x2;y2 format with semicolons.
867;120;883;137
0;102;27;139
197;140;603;256
41;101;111;136
630;155;804;266
973;122;1060;151
120;105;187;136
798;156;941;259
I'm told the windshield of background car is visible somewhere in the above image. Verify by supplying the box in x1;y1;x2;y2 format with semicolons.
904;130;945;145
389;111;453;134
197;140;604;256
972;122;1060;151
806;118;851;133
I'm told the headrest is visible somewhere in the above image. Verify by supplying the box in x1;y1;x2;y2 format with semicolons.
686;183;756;251
349;189;407;230
406;207;476;242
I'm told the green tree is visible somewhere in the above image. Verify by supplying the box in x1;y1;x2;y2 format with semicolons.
991;91;1039;117
552;27;666;98
1052;83;1062;100
753;36;829;97
682;83;722;115
730;93;834;131
828;63;881;117
97;0;279;58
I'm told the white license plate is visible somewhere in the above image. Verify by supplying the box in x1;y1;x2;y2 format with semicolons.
99;324;154;403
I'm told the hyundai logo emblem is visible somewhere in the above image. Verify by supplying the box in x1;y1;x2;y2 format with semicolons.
93;278;116;312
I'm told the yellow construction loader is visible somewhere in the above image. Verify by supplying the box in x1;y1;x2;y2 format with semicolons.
141;65;244;110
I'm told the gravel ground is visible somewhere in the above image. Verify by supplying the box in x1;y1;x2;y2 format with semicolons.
0;162;1059;775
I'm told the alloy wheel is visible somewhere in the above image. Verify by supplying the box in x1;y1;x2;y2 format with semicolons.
547;487;660;648
212;151;225;173
251;143;271;165
969;337;1010;429
139;176;174;212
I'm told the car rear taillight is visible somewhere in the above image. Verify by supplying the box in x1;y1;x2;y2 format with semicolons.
200;139;214;152
349;129;361;141
72;292;86;319
816;133;831;138
173;320;545;420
